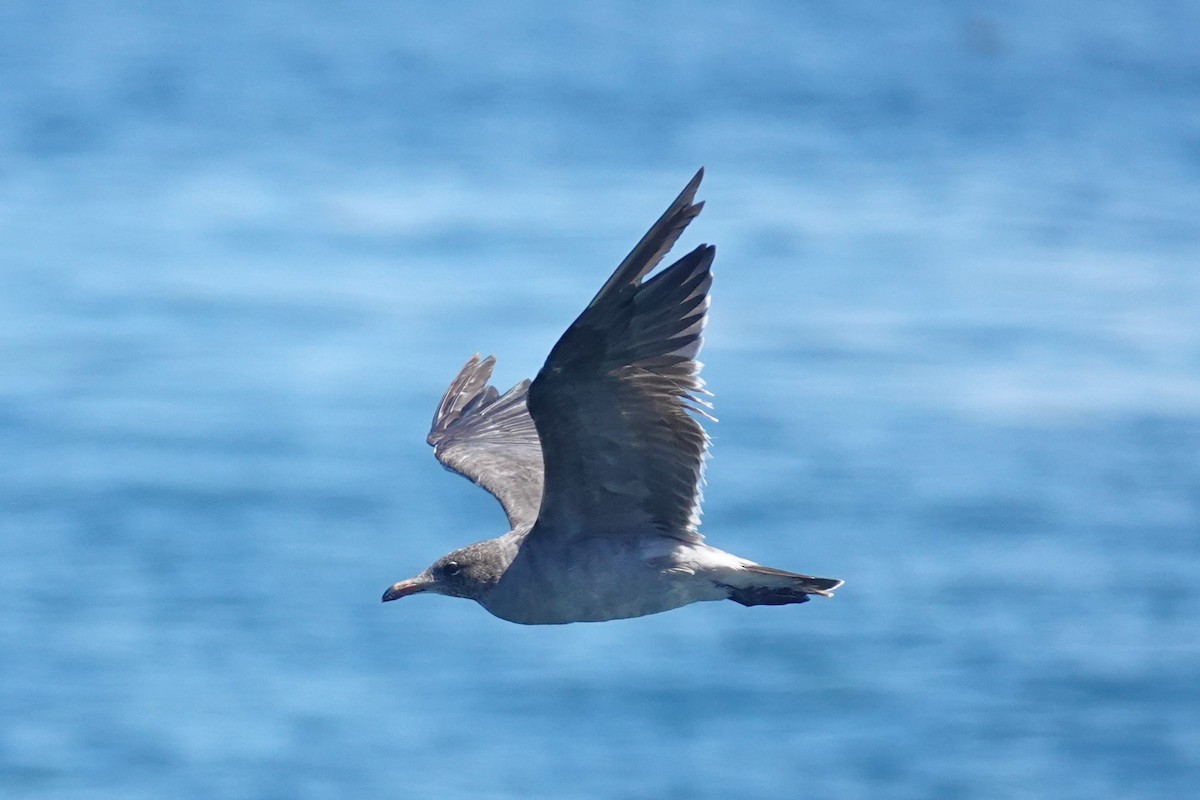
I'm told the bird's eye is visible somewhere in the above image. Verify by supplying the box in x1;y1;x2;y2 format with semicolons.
442;561;462;577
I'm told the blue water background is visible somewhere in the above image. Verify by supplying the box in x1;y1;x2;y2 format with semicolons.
2;3;1199;798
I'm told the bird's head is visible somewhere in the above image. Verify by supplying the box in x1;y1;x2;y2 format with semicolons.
381;541;506;604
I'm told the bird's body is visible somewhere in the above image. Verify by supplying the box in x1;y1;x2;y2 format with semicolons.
479;529;747;624
383;169;842;624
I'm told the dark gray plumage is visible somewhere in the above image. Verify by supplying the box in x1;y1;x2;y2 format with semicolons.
427;355;542;529
383;169;843;624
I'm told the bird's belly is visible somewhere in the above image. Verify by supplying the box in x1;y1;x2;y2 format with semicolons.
481;536;723;625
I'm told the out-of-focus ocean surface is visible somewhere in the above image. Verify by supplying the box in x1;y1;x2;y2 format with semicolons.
2;3;1199;798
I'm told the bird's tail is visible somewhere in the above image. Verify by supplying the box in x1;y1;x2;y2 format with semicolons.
723;564;844;607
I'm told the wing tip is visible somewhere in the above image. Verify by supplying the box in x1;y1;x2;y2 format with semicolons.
429;353;500;444
587;170;710;307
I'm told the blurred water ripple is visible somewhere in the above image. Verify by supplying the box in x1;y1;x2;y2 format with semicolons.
2;2;1199;798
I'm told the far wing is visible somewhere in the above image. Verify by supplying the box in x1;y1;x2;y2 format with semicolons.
427;354;544;529
527;169;712;542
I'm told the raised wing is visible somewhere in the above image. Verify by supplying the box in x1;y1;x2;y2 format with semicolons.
527;169;712;542
427;354;544;529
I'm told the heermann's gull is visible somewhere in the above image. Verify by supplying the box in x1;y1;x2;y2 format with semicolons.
382;169;843;624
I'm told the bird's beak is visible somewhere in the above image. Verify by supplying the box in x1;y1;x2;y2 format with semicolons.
381;575;433;602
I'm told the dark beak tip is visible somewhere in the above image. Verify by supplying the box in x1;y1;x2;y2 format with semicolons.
382;579;426;603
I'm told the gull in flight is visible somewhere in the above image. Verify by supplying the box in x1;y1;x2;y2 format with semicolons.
383;169;842;624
